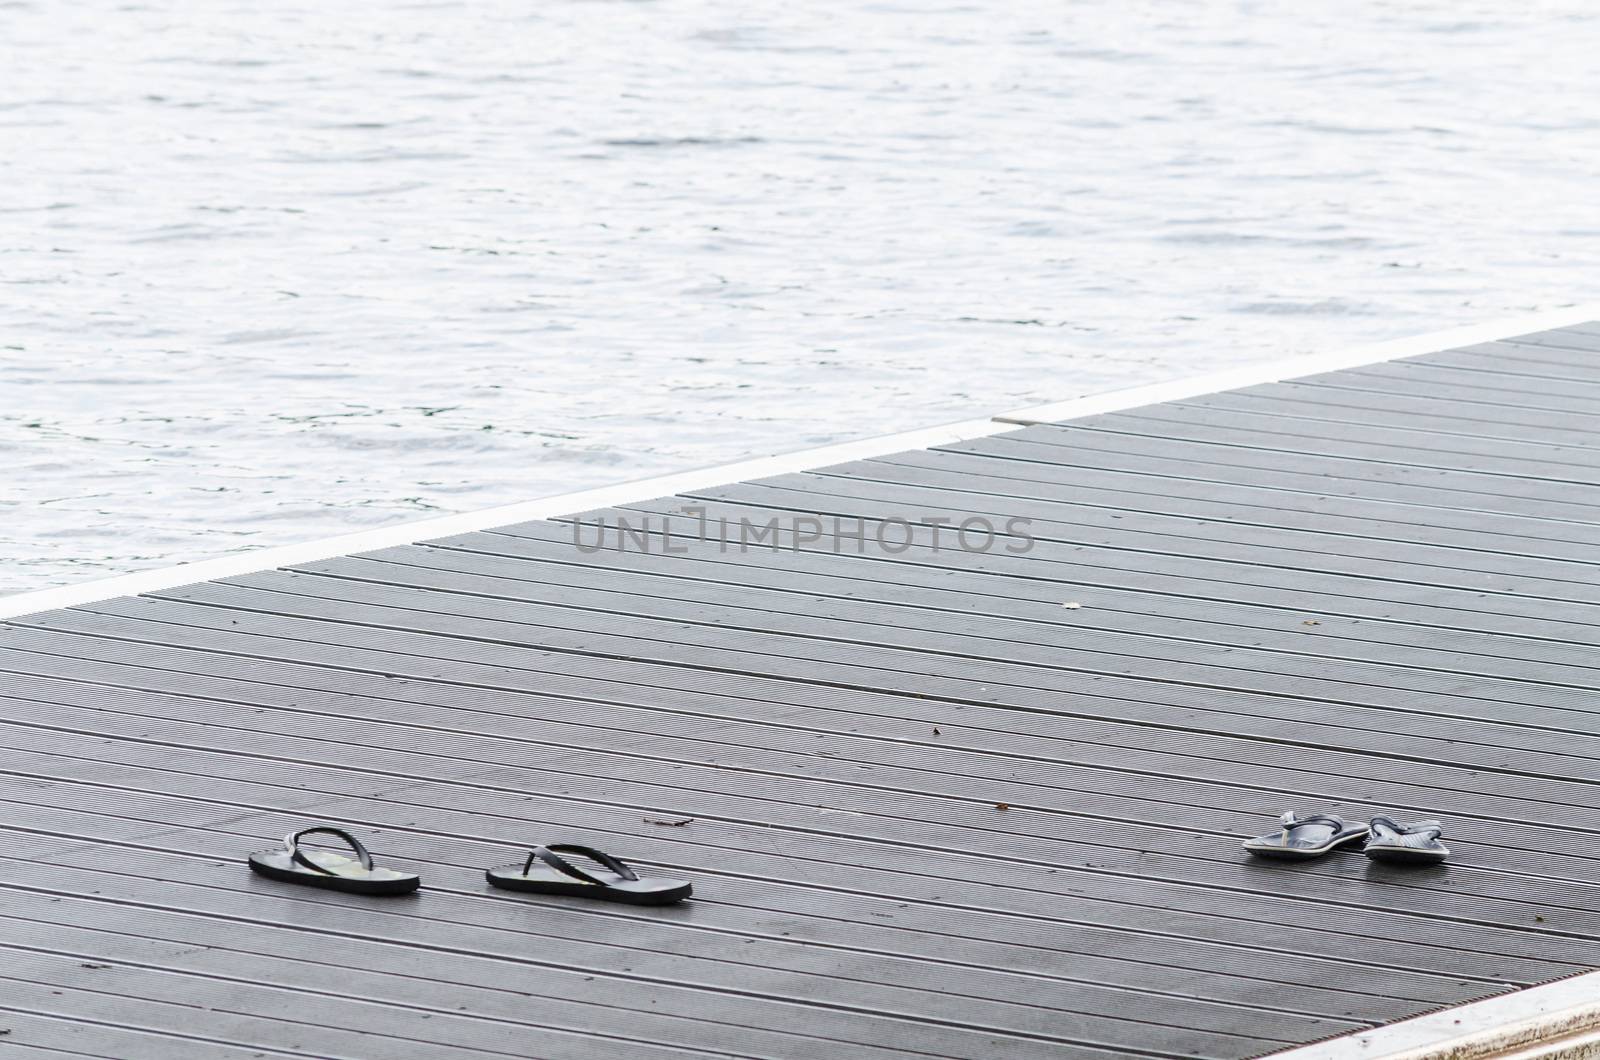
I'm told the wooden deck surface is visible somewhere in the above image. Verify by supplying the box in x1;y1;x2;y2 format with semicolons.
3;324;1599;1058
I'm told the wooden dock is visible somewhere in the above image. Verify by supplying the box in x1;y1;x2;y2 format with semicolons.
2;319;1599;1059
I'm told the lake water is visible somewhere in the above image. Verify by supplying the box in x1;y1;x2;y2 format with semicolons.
5;0;1598;595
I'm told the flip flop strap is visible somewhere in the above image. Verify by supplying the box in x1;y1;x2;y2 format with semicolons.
1372;816;1443;840
286;827;375;876
1369;815;1401;838
523;844;639;885
1279;811;1345;841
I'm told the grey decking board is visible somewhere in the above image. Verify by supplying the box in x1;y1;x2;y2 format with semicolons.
691;475;1600;601
1085;407;1600;482
3;634;1600;967
1190;382;1600;446
830;450;1600;559
934;429;1600;528
0;784;1482;1016
9;620;1600;850
6;857;1442;1024
1168;387;1600;460
13;683;1600;929
144;570;1600;739
0;920;920;1060
6;652;1597;914
28;592;1585;770
21;701;1587;947
0;968;718;1060
1502;327;1600;356
0;1036;100;1060
96;582;1600;845
1443;338;1600;369
665;480;1600;611
0;739;1574;1056
0;840;1330;1058
938;429;1600;524
1406;343;1600;383
0;869;1077;1060
0;787;1561;1056
13;885;1220;1060
4;706;1593;982
7;624;1577;834
809;456;1600;573
1344;358;1600;402
1429;356;1600;387
7;663;1600;906
1511;324;1600;344
0;974;479;1060
497;516;1600;653
736;473;1600;598
10;689;1589;948
11;725;1600;968
10;891;1087;1046
1068;415;1600;486
209;557;1600;726
589;494;1600;643
472;520;1600;676
18;646;1600;941
1;670;1562;855
0;821;1319;1060
6;331;1600;1057
426;528;1600;680
23;605;1600;825
0;947;698;1060
1200;391;1600;454
0;927;910;1060
0;794;1568;1018
6;846;1189;1060
13;655;1597;914
0;1003;313;1060
1305;366;1600;416
0;736;1529;986
853;444;1600;552
997;410;1600;504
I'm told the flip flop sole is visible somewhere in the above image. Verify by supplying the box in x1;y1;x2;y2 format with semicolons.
1243;828;1369;860
1365;845;1449;865
249;851;421;895
486;867;691;905
1243;845;1339;861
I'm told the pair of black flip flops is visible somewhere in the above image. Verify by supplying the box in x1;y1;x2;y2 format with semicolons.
1242;811;1450;865
248;826;693;905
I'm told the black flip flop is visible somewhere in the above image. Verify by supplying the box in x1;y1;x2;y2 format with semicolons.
487;844;691;905
248;826;420;895
1242;811;1369;861
1365;816;1450;865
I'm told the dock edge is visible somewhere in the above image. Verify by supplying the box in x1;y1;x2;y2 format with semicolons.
1267;970;1600;1059
8;302;1597;624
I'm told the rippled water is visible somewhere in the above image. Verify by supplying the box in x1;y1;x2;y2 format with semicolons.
5;0;1598;595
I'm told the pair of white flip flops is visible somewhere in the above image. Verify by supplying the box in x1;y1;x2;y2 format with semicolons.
1243;811;1450;864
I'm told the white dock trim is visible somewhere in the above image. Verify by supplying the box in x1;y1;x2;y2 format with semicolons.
1268;970;1600;1059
